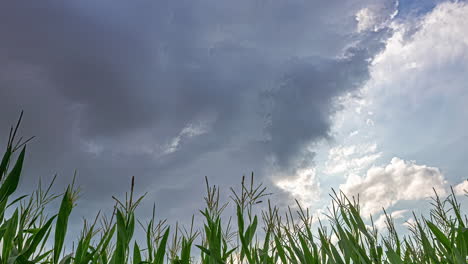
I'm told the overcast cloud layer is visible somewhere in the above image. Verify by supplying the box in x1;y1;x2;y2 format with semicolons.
0;0;398;219
1;0;467;232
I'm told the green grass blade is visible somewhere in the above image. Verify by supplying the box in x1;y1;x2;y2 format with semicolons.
0;147;25;203
53;186;74;264
21;215;56;259
133;241;142;264
154;227;170;264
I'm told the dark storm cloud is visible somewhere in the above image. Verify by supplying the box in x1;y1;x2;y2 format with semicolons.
262;48;371;168
0;0;394;221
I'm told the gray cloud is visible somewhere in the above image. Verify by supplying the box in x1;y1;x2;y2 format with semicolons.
0;0;394;222
262;48;372;168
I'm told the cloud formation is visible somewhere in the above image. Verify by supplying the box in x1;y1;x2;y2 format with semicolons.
299;1;468;218
325;143;381;175
340;157;448;215
0;0;398;225
454;180;468;196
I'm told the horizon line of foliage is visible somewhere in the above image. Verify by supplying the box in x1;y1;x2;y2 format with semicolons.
0;112;467;264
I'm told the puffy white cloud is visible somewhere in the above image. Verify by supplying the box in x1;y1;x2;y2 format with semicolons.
340;157;448;215
370;1;468;102
275;166;321;208
348;1;468;155
330;2;468;218
453;180;468;196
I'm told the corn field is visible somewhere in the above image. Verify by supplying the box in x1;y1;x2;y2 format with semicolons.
0;114;467;264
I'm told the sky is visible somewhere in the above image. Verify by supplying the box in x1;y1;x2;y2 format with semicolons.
0;0;467;236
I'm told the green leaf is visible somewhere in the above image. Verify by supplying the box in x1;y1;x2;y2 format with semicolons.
2;209;19;264
54;186;74;264
21;215;56;259
0;146;12;181
114;209;127;264
154;227;170;264
59;254;73;264
0;147;25;203
426;220;452;253
386;248;404;264
133;241;142;264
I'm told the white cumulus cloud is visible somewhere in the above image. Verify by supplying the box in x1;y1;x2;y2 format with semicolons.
340;157;448;215
453;180;468;196
275;166;321;208
370;1;468;102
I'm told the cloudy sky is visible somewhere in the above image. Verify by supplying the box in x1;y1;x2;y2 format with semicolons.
1;0;467;233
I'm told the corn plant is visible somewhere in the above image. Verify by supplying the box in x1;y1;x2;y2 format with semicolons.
0;113;466;263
